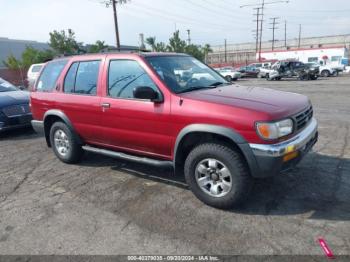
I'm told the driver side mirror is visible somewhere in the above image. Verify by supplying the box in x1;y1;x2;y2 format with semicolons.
17;85;26;90
133;86;162;102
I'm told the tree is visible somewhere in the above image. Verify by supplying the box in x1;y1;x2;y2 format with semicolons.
88;40;108;53
3;55;22;69
146;37;156;51
202;44;213;63
21;47;54;67
167;31;186;53
155;42;167;52
49;29;82;55
185;44;205;61
3;46;54;69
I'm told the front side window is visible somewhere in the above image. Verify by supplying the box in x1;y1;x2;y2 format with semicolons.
36;59;68;92
63;60;100;95
108;60;159;99
146;56;227;94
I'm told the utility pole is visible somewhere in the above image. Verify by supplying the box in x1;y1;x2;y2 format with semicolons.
284;20;287;48
139;33;145;51
298;24;302;48
103;0;128;50
112;0;120;50
253;7;261;54
269;17;279;51
240;0;289;62
257;0;265;62
224;39;227;63
186;29;191;45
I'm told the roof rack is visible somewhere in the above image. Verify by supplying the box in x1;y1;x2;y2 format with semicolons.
52;47;150;59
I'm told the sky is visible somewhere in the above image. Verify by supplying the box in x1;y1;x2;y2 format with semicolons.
0;0;349;47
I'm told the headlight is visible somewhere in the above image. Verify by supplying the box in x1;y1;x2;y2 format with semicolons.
256;119;293;140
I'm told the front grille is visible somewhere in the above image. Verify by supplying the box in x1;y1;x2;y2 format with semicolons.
2;104;31;117
294;105;313;131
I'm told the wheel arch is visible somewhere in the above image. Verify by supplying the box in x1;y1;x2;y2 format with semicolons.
173;124;259;176
43;110;82;147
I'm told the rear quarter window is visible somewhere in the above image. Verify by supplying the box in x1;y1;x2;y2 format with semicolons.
36;60;68;92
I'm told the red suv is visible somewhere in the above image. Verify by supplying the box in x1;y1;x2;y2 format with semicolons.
31;53;318;209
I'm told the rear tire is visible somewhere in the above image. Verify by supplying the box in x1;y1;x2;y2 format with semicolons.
49;122;83;164
184;143;253;209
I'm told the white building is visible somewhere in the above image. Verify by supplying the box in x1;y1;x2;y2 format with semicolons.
259;46;348;67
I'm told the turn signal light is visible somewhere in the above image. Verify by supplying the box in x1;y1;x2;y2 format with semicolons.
283;151;299;162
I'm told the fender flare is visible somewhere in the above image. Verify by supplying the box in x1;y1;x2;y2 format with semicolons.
173;124;260;176
43;109;83;146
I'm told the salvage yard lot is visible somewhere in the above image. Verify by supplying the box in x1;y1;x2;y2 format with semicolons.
0;75;349;255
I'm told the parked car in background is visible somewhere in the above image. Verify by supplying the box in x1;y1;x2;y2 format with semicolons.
305;62;336;77
30;53;318;209
0;77;32;132
27;63;44;85
215;67;241;81
257;67;274;78
267;61;319;81
248;62;272;69
237;66;259;78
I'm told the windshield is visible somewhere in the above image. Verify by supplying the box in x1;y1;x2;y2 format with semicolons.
145;55;228;93
0;78;17;92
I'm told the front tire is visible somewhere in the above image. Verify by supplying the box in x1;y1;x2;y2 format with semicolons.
225;75;232;82
184;143;253;209
321;70;330;77
49;122;83;164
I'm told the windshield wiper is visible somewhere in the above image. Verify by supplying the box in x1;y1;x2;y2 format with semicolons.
209;82;229;87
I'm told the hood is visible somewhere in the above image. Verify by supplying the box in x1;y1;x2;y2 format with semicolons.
180;84;310;118
0;90;30;108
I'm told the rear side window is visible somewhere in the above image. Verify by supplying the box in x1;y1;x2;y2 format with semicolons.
36;60;68;92
63;60;100;95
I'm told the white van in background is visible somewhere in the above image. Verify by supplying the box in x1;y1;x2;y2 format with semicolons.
27;63;44;84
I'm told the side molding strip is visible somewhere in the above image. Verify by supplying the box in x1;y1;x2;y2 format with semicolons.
82;145;173;168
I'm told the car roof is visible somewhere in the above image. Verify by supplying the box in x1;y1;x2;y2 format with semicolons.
45;52;191;65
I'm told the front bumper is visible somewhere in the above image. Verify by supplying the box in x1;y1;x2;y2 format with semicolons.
0;113;33;132
248;118;318;177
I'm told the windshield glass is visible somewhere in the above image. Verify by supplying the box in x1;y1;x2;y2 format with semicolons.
145;55;228;93
0;78;17;92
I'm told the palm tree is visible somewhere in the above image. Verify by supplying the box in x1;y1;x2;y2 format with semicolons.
202;44;213;64
146;37;157;51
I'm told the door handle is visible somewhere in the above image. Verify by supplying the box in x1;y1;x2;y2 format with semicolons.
101;103;111;108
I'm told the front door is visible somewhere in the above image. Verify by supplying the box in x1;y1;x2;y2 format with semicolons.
100;58;172;159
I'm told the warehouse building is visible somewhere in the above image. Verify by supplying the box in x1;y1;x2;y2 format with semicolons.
208;34;350;66
0;37;49;69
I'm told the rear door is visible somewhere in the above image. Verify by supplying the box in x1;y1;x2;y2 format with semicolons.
53;56;105;144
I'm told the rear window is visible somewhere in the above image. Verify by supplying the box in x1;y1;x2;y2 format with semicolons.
31;65;42;73
36;60;68;92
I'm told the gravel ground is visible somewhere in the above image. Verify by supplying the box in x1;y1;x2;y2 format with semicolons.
0;75;349;256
